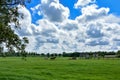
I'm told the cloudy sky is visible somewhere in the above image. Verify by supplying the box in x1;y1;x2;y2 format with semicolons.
15;0;120;53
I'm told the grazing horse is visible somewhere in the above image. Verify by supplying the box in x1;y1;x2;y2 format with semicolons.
50;56;56;60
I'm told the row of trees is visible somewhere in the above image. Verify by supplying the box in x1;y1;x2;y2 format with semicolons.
0;50;120;58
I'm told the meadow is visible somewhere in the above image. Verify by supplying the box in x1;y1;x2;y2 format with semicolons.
0;57;120;80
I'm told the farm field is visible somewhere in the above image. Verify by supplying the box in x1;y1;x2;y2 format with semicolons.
0;57;120;80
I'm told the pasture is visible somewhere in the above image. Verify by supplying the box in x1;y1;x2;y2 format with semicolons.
0;57;120;80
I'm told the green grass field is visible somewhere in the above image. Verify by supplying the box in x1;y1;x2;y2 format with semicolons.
0;57;120;80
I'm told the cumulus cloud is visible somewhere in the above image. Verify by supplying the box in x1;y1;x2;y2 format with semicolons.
86;22;104;38
39;0;70;22
86;38;109;46
36;19;58;36
13;0;120;53
14;5;33;36
60;20;78;31
74;0;96;8
76;4;110;23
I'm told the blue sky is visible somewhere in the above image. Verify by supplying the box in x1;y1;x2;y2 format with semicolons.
16;0;120;53
96;0;120;15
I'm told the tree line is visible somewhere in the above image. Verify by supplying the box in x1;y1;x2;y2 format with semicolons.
0;50;120;58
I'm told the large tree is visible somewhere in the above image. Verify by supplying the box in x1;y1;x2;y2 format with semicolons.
0;0;30;54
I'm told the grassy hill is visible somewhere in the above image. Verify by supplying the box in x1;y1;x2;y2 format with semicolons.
0;57;120;80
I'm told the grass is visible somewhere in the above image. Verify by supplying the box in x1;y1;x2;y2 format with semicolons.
0;57;120;80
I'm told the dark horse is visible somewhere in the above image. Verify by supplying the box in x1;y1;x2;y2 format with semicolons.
50;56;56;60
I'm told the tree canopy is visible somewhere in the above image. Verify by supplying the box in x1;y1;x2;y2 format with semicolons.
0;0;30;53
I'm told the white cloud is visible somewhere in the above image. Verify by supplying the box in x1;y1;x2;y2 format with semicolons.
39;0;70;22
14;5;33;36
60;20;78;31
86;22;104;38
74;0;96;8
76;4;110;23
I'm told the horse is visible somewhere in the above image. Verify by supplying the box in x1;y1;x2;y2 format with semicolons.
50;56;56;60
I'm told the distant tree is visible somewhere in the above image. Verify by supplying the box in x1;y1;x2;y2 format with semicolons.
98;51;105;58
41;53;45;57
50;54;54;57
0;46;3;54
58;53;62;57
46;53;50;57
62;52;67;57
54;53;58;57
117;50;120;58
89;52;93;59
